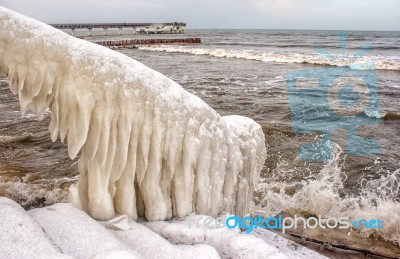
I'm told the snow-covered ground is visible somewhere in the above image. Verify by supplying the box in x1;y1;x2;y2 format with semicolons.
0;197;327;259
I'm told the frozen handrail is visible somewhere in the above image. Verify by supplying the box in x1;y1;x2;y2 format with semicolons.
0;7;266;221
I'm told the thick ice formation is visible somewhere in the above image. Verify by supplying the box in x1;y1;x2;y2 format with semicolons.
0;7;266;221
1;197;327;258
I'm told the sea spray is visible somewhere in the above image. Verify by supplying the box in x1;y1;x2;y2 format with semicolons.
255;143;400;246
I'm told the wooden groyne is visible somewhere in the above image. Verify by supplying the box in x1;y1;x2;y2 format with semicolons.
93;38;201;47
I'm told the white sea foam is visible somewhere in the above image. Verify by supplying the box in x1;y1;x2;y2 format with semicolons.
139;45;400;71
0;174;77;207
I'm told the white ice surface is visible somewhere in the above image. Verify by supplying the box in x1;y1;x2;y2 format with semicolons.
0;6;266;221
0;197;71;259
253;229;329;259
29;203;141;259
143;215;328;259
107;216;220;258
1;197;327;259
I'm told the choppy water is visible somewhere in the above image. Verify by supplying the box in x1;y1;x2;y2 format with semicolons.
1;29;400;257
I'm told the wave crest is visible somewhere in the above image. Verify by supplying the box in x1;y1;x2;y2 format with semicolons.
139;45;400;71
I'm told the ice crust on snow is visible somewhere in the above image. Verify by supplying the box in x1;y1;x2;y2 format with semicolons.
0;197;71;259
143;215;328;259
0;7;266;221
30;202;221;259
0;198;327;259
29;203;142;258
108;217;220;258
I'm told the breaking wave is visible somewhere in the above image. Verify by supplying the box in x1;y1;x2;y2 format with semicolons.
255;144;400;246
138;46;400;71
0;174;78;209
360;110;400;120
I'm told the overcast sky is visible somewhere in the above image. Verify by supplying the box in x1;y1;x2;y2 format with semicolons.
1;0;399;31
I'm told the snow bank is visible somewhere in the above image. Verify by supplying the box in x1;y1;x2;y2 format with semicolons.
0;7;266;221
0;197;326;258
107;216;220;258
144;220;282;258
29;203;141;258
143;215;328;258
0;197;71;259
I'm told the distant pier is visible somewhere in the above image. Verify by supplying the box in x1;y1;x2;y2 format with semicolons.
50;22;186;36
93;38;201;47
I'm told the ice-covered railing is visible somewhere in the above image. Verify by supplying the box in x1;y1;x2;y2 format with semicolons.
0;7;266;221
